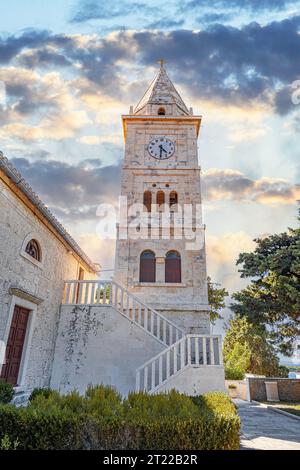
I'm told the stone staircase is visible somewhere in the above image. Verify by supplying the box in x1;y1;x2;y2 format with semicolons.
63;280;224;395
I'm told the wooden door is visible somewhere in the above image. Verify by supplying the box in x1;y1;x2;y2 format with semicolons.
1;306;30;386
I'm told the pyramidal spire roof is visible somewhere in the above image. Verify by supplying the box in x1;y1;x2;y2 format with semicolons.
134;62;190;115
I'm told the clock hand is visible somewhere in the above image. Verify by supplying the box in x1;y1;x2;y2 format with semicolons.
159;144;167;154
159;146;163;158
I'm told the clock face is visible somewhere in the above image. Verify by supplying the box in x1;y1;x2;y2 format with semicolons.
148;137;175;160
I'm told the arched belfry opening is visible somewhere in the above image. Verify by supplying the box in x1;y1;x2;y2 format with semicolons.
170;191;178;210
156;191;165;209
143;191;152;212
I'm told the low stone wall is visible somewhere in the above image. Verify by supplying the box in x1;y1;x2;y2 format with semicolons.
158;366;226;396
225;380;247;400
248;377;300;402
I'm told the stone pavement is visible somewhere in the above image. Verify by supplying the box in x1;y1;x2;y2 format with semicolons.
235;399;300;450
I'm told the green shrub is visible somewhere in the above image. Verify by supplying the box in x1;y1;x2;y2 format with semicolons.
225;366;244;380
29;388;56;403
228;384;237;390
0;379;14;404
0;434;19;450
0;386;240;450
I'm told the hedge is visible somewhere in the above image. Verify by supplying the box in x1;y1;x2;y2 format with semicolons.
0;387;240;450
0;380;14;404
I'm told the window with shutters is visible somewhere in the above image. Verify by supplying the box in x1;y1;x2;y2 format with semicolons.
165;251;181;283
140;250;156;282
25;239;41;262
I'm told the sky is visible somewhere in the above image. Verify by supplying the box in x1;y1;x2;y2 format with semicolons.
1;0;300;348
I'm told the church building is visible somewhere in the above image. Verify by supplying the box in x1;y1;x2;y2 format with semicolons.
0;63;225;401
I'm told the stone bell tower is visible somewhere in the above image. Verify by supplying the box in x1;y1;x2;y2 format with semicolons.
114;62;210;334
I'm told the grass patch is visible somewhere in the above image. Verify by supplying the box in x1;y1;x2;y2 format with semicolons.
274;403;300;417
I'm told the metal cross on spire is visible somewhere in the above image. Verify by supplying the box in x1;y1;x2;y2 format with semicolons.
157;58;166;69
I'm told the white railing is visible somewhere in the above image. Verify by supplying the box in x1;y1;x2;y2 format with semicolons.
136;334;223;393
62;280;184;347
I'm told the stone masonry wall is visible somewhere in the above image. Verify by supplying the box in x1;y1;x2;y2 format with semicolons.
0;178;95;390
248;377;300;402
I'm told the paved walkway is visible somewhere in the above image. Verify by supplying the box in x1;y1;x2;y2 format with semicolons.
235;399;300;450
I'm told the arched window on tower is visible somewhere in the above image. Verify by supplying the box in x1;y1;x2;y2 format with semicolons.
143;191;152;212
169;191;178;211
165;251;181;283
156;191;165;209
140;250;156;283
158;107;166;115
25;239;41;262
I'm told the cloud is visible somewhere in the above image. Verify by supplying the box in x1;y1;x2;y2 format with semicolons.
147;19;185;29
0;68;90;141
78;134;121;145
1;16;300;114
0;29;73;65
70;0;154;23
203;168;300;205
182;0;295;12
206;231;255;292
77;233;116;270
9;157;121;221
197;13;233;24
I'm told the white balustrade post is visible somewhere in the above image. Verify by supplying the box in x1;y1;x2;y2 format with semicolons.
195;336;199;365
114;286;119;308
120;288;124;311
90;282;95;304
143;307;148;329
150;311;154;335
218;337;223;365
78;283;83;304
136;370;141;392
187;336;191;365
163;321;167;344
210;337;215;365
125;292;130;317
109;283;113;304
84;282;90;304
157;316;160;341
72;283;77;304
95;282;101;304
180;339;185;369
203;337;207;365
169;325;173;346
173;344;178;373
159;356;163;384
144;366;148;392
166;351;170;379
151;361;155;390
